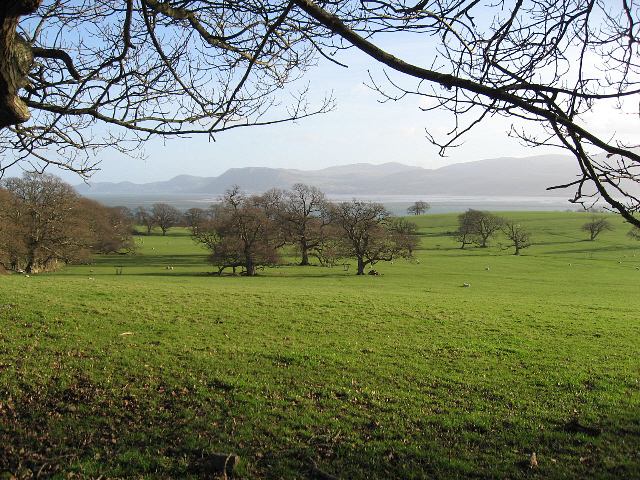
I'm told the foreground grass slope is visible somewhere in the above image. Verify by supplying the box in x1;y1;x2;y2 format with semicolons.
1;212;639;479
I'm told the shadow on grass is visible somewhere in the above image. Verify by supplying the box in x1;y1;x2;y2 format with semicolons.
2;370;639;479
91;254;209;269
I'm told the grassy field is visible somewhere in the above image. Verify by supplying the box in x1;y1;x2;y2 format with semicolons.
1;211;639;479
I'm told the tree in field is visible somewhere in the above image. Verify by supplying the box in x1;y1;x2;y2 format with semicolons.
276;184;328;266
184;208;207;236
628;227;640;241
0;188;23;271
4;1;640;226
456;209;504;248
0;173;92;273
193;187;280;276
582;217;613;241
388;217;419;256
407;201;430;216
474;212;504;248
502;222;532;256
135;207;155;235
328;200;415;275
455;210;479;249
79;199;136;254
152;203;181;236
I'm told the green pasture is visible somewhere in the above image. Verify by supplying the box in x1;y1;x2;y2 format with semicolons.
1;211;639;479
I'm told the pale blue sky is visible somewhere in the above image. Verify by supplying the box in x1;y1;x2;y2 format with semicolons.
18;24;638;184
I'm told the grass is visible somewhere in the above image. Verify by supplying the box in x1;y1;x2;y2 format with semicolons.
1;211;639;479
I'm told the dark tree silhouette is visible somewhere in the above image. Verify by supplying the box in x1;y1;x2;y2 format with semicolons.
582;217;614;241
135;207;155;235
502;222;532;255
152;203;181;236
277;184;329;266
456;209;504;248
407;201;430;216
193;186;280;276
329;200;414;275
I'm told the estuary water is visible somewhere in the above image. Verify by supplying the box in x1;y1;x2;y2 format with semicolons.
85;193;578;215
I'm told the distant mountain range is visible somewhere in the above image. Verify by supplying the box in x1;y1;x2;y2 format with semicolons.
75;154;587;197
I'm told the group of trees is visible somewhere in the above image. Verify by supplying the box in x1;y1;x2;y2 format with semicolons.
456;210;531;255
0;174;134;273
191;184;418;275
456;210;627;254
2;1;639;228
134;204;182;236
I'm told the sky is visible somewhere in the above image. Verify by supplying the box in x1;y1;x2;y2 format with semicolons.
58;51;559;184
13;8;640;185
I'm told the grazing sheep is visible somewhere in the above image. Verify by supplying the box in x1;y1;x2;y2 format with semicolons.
463;282;471;287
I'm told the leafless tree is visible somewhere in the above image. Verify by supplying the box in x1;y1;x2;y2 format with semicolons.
582;216;614;241
277;183;329;265
455;210;477;249
456;209;504;248
184;207;208;235
2;1;333;176
193;186;280;275
407;201;430;216
135;206;155;235
628;226;640;241
328;200;414;275
502;222;532;255
79;198;136;254
388;217;419;256
0;173;91;272
152;202;181;236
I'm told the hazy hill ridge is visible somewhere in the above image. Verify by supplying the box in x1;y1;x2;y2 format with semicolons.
75;155;582;197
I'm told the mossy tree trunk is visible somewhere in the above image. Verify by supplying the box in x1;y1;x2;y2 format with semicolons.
0;1;41;128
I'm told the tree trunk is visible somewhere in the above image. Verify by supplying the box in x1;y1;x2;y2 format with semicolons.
245;256;255;276
356;257;365;275
0;1;41;129
300;243;310;266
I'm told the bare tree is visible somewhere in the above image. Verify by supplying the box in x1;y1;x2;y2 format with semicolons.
474;212;504;248
193;186;280;276
455;210;477;250
2;1;333;176
277;183;328;265
328;200;413;275
79;199;136;254
628;227;640;241
0;173;91;273
184;207;207;235
582;216;614;241
388;217;419;256
152;203;181;236
502;222;532;255
456;209;503;248
407;201;430;216
135;207;155;235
